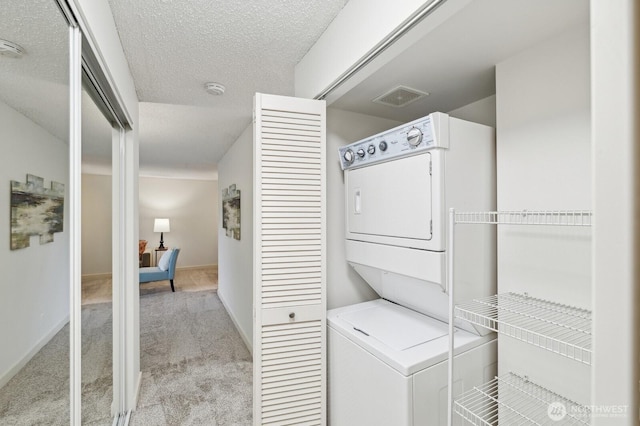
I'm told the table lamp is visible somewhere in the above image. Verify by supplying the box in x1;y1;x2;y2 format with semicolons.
154;218;170;249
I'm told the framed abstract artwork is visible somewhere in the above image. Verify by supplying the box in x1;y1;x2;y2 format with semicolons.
222;184;241;240
10;174;64;250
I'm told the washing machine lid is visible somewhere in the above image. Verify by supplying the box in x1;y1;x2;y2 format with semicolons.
339;302;447;351
328;299;492;376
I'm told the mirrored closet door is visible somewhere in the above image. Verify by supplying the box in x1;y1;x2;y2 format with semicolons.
80;84;116;424
0;2;131;425
0;1;71;424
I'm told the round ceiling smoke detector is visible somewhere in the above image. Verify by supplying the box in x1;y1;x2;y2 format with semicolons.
0;39;26;58
205;82;225;96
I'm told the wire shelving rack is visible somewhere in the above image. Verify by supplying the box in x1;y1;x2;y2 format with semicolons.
455;292;591;365
453;210;592;227
455;372;591;425
447;210;593;426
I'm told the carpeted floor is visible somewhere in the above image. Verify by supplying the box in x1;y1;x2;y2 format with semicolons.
0;300;112;426
0;285;252;425
131;290;252;425
0;323;70;425
82;267;219;305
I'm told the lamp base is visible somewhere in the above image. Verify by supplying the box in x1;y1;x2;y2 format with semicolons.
158;232;165;249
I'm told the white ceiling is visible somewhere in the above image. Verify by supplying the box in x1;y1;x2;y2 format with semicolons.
106;0;350;179
330;0;589;123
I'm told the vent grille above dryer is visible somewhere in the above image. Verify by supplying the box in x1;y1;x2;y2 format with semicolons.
373;85;429;108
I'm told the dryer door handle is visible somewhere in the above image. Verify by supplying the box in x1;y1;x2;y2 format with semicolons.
354;189;361;214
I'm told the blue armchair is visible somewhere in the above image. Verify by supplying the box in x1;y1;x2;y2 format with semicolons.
139;248;180;292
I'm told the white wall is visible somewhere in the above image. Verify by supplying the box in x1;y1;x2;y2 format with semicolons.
326;108;402;309
591;0;639;420
217;125;254;351
81;173;112;275
448;95;496;128
81;173;219;275
495;24;591;403
139;177;218;268
0;99;69;387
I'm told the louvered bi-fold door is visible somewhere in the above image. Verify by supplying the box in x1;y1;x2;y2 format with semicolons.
253;93;326;426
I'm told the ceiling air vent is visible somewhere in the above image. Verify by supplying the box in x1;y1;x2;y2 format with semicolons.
372;85;429;108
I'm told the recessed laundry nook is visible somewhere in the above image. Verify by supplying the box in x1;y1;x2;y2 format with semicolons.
285;0;595;423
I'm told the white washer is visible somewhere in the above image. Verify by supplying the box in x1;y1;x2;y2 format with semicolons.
330;113;497;425
328;300;496;426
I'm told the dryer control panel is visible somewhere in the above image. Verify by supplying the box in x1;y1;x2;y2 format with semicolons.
338;112;449;170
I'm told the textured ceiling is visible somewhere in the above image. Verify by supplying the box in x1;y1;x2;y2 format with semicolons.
107;0;350;179
0;0;69;144
0;0;113;170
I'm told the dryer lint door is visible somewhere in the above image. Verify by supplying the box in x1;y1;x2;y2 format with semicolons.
346;151;433;250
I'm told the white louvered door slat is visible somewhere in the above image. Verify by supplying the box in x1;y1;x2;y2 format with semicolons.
254;93;326;426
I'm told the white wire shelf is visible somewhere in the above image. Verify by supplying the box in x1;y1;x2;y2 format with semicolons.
455;293;591;365
455;373;591;425
454;210;592;226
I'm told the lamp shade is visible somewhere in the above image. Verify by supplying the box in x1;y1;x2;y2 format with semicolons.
153;218;171;233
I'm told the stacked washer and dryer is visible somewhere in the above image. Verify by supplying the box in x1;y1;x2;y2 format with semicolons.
329;112;497;425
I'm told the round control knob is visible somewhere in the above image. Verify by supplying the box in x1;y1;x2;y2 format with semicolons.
407;127;423;147
367;145;375;155
356;148;366;158
379;141;388;151
343;149;354;164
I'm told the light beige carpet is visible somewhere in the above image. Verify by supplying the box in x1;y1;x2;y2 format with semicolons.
131;290;252;425
82;266;218;305
1;267;252;425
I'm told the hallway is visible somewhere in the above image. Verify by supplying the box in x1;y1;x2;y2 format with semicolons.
0;269;251;425
131;289;252;425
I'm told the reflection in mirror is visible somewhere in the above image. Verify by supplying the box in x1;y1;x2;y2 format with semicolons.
0;1;70;424
80;86;114;424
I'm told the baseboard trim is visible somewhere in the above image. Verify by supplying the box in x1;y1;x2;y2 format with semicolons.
218;289;253;356
82;272;113;279
82;264;218;279
0;314;69;388
176;264;218;271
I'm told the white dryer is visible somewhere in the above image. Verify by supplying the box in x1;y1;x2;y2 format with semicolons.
329;113;497;425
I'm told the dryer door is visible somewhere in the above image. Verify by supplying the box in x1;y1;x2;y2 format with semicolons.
346;152;432;248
